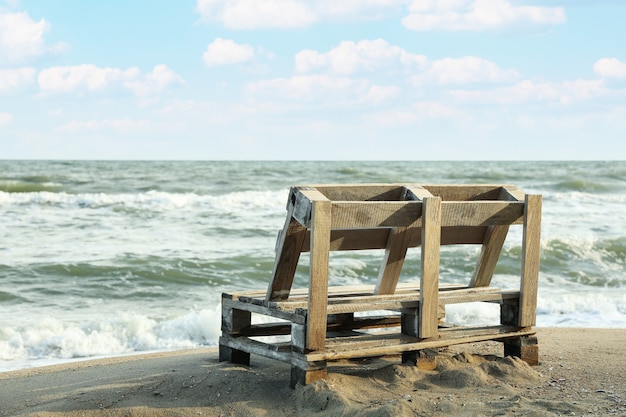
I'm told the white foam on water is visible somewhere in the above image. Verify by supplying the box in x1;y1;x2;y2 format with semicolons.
0;306;222;372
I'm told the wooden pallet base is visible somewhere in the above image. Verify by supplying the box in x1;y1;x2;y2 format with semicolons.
219;284;539;387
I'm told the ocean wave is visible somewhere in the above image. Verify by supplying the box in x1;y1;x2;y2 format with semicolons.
0;308;221;367
541;237;626;287
0;181;64;193
0;189;288;212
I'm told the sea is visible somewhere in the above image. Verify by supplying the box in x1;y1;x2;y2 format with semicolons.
1;160;625;372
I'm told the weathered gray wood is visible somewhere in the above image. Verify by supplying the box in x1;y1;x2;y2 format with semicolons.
419;196;441;339
470;224;510;287
299;226;488;252
266;204;307;301
311;184;407;201
441;201;524;226
306;198;331;351
374;226;412;295
302;327;536;362
519;194;542;327
222;298;304;323
329;200;523;229
220;183;542;386
421;184;505;201
503;336;539;366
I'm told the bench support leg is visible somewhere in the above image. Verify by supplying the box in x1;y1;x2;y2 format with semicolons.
504;336;539;366
219;345;250;366
219;304;251;366
402;348;438;370
291;363;327;388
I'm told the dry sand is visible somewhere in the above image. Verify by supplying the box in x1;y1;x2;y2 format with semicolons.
1;328;624;417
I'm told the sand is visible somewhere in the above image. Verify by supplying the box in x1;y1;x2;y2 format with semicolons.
1;328;624;417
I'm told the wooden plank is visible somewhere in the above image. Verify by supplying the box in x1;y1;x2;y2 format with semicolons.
438;289;519;304
291;187;313;226
374;226;411;295
306;199;331;351
303;326;536;361
329;201;523;229
422;185;504;201
500;185;526;201
441;201;524;226
309;184;407;201
469;184;521;288
331;201;423;229
519;194;542;327
219;335;294;363
403;184;434;200
263;288;518;313
419;196;441;339
299;226;487;252
266;204;307;301
222;298;304;323
469;224;510;287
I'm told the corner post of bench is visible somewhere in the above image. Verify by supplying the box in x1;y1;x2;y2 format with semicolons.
306;196;331;352
266;188;308;302
419;196;441;339
219;297;251;365
519;194;542;327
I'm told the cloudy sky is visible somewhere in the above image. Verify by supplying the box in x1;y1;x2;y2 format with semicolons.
1;0;625;160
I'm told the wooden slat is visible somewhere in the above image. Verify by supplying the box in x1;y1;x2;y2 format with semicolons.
470;225;510;287
422;185;504;201
266;204;307;301
330;201;423;229
441;201;524;226
222;298;304;323
419;196;441;339
403;185;434;200
300;226;487;252
306;199;331;351
374;226;412;295
303;326;536;361
519;194;542;327
329;201;523;229
313;184;406;201
500;185;526;201
371;184;435;294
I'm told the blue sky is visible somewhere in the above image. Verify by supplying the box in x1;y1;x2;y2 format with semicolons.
1;0;625;160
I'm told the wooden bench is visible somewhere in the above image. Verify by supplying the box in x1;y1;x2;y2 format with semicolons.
219;184;542;387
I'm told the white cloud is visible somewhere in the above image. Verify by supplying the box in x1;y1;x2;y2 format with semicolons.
364;85;401;104
57;118;150;133
295;39;427;75
247;74;369;102
402;0;565;31
203;38;254;67
196;0;316;29
450;79;607;105
0;11;49;63
316;0;408;17
412;56;518;85
366;101;457;126
37;64;183;96
38;64;139;93
195;0;412;29
0;67;35;92
0;111;13;126
124;64;185;96
593;58;626;79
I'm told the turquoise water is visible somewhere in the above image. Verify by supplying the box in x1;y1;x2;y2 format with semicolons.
1;161;625;371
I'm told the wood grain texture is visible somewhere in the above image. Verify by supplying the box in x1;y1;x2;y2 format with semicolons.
419;196;441;339
519;194;542;327
306;199;331;351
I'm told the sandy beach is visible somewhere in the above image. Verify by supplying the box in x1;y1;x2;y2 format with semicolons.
1;328;624;417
